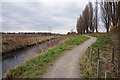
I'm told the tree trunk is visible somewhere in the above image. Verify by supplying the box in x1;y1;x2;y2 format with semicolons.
118;1;120;79
106;27;109;33
92;28;94;33
86;28;89;33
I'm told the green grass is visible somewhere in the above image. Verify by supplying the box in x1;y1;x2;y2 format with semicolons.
79;34;118;78
6;35;89;78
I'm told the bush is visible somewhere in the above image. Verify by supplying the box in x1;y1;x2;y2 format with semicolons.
109;25;119;33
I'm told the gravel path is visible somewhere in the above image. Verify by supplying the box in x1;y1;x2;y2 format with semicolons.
41;36;97;78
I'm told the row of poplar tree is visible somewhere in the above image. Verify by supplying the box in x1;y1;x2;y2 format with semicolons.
77;1;119;34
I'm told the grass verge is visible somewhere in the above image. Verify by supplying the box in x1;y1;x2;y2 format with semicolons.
4;35;89;78
79;34;118;78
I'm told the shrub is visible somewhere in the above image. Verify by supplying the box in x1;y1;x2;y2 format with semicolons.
109;25;119;33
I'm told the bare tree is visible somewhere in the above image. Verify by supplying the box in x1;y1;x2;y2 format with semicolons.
100;1;119;26
80;15;85;34
77;5;89;34
77;18;80;34
88;2;94;33
95;0;98;33
76;2;98;34
77;15;84;34
100;2;111;33
117;1;120;79
111;2;119;26
83;5;89;33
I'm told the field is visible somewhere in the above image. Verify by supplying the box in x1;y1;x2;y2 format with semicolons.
2;34;62;55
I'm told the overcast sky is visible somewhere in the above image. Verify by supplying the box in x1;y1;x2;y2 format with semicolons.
1;0;105;34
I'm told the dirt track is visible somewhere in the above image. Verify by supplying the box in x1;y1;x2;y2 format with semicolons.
41;36;97;78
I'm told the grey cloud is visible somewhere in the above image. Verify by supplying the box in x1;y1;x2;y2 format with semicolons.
2;1;87;33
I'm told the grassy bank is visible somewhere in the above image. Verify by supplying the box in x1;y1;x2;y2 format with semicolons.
79;34;118;78
4;35;89;78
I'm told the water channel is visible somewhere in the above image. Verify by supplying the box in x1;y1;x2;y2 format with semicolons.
1;37;63;77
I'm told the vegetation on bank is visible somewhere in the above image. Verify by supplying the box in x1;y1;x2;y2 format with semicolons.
79;34;118;78
109;25;119;33
4;35;89;78
2;34;60;54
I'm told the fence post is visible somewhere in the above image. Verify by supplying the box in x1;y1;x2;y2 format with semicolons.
105;71;111;80
90;49;92;65
112;47;114;64
97;60;102;78
87;49;90;58
97;47;100;60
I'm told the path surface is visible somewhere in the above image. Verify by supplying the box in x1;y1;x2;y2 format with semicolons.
41;36;97;78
